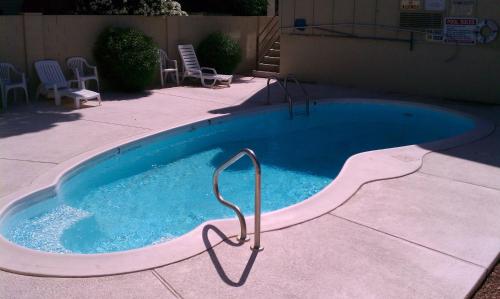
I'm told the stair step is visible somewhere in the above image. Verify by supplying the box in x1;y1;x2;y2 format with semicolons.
258;63;280;72
272;41;280;49
267;48;280;57
252;70;280;78
262;55;280;64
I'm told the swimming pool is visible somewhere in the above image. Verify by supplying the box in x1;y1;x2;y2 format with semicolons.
0;101;476;255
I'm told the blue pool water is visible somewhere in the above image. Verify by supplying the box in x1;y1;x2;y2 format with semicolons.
0;102;474;254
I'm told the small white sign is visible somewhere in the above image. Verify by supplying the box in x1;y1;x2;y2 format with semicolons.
426;29;444;42
425;0;445;11
444;17;478;45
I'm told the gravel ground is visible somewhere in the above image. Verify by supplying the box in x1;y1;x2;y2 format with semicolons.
474;262;500;299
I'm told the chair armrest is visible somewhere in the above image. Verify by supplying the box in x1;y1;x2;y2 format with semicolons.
83;61;98;77
168;59;178;70
190;69;202;76
10;67;24;76
84;60;97;69
200;67;217;75
9;67;26;82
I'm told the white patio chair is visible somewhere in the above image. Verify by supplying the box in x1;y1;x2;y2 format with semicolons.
0;63;29;110
177;44;233;88
35;60;101;109
159;49;179;87
66;57;100;91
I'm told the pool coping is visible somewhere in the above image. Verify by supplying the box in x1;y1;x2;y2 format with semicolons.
0;98;494;277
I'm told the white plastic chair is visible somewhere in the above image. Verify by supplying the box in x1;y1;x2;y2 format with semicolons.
35;60;101;109
66;57;100;91
177;44;233;88
159;49;179;87
0;63;29;110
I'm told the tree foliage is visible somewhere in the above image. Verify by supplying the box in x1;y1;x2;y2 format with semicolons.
77;0;187;16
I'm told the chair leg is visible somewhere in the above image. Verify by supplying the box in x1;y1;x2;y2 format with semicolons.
23;87;29;104
201;77;216;88
175;71;180;86
97;95;101;106
160;71;165;87
74;97;80;109
1;88;6;110
36;85;43;101
54;90;61;106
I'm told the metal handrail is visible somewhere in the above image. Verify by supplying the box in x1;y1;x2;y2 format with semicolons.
266;76;294;119
284;74;310;115
212;148;264;251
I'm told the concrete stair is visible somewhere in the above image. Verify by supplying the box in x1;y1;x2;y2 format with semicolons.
253;40;280;78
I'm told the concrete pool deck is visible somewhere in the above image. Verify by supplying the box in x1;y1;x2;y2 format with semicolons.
0;77;499;298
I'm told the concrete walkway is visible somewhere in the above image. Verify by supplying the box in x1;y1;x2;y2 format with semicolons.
1;77;499;298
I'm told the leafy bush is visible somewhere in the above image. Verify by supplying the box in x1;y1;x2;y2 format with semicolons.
77;0;187;16
197;32;242;74
232;0;268;16
93;27;158;91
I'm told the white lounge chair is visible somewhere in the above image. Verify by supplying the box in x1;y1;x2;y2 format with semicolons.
35;60;101;109
66;57;100;91
177;44;232;88
0;63;29;110
159;49;179;87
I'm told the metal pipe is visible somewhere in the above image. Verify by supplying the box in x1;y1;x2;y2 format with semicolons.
212;148;263;251
266;76;294;119
284;74;310;115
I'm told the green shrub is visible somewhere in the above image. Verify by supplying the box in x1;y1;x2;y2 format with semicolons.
93;27;158;92
197;32;242;74
232;0;268;16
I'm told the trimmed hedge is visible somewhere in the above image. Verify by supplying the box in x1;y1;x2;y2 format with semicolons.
197;32;242;74
93;27;158;92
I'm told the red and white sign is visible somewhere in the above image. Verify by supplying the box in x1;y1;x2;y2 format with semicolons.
444;17;478;45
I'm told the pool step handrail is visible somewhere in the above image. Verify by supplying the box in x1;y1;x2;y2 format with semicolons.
212;148;264;251
284;74;310;116
266;76;294;119
266;75;310;118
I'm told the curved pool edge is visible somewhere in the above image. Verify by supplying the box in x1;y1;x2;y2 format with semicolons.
0;98;494;277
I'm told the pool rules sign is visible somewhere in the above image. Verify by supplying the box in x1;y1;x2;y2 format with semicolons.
444;17;478;45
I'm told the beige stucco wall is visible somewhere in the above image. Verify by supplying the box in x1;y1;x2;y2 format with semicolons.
280;0;500;103
0;15;273;88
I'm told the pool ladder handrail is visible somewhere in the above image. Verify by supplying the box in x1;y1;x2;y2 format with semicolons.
212;148;264;251
266;76;294;119
284;74;310;116
266;75;310;119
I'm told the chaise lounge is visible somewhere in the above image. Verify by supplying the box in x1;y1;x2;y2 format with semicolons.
177;44;232;88
35;60;101;109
